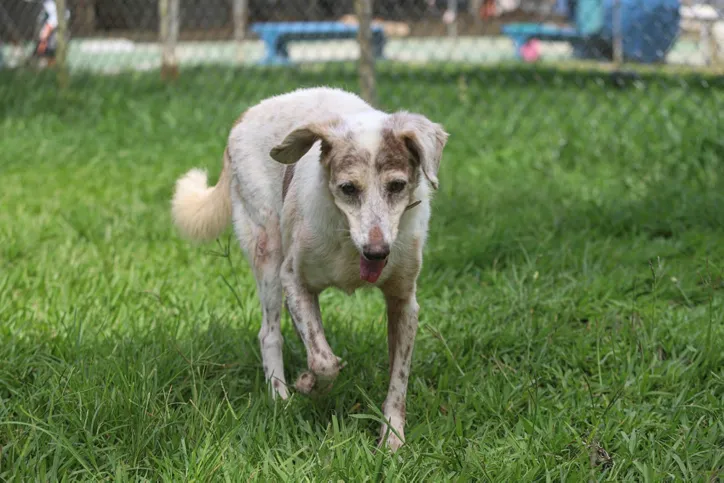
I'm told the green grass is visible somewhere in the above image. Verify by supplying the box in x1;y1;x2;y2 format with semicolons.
1;66;723;481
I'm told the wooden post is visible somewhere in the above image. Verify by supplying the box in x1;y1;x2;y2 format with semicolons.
232;0;248;63
469;0;482;26
55;0;69;89
76;0;96;35
309;0;319;20
710;23;721;67
159;0;180;80
612;0;623;67
355;0;376;106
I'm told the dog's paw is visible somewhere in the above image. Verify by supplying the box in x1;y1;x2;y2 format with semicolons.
294;371;316;394
378;424;405;453
271;378;290;400
377;432;405;453
295;356;346;396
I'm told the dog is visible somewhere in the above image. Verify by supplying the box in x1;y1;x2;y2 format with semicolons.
171;87;448;451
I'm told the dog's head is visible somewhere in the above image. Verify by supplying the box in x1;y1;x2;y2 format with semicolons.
270;111;448;282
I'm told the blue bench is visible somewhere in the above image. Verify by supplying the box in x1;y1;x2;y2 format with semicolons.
502;23;582;59
251;22;386;65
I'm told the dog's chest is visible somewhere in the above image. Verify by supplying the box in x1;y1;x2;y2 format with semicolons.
300;240;381;294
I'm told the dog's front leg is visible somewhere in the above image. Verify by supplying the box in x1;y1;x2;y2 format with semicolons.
281;257;342;394
379;292;419;452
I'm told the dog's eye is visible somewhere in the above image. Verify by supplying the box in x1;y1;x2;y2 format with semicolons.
387;180;407;194
340;183;359;196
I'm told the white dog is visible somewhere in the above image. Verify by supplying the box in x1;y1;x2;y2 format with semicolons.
171;87;448;451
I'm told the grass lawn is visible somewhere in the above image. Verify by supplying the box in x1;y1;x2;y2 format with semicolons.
0;66;723;481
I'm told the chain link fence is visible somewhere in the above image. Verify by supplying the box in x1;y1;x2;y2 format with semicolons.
2;1;723;226
1;0;722;191
1;0;722;75
1;0;722;202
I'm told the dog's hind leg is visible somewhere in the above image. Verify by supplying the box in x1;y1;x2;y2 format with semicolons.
231;184;289;399
253;227;288;399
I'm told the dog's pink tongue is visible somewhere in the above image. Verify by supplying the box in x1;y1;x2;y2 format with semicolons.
360;257;386;283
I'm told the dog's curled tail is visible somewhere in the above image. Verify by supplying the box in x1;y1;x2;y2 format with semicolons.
171;148;233;242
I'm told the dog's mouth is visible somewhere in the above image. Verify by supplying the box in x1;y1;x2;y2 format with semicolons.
360;256;388;283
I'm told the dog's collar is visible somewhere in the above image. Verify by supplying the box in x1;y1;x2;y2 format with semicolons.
404;200;421;212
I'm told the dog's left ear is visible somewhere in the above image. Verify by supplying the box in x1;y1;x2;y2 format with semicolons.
390;112;449;190
270;119;343;165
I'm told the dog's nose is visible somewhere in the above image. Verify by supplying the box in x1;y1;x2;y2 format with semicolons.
363;243;390;260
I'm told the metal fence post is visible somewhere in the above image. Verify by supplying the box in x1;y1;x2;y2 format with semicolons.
159;0;180;80
232;0;248;64
55;0;69;89
355;0;376;106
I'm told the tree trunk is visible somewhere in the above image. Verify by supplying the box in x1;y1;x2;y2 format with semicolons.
232;0;248;63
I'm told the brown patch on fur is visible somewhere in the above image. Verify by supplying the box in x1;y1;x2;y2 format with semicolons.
282;164;295;202
369;226;384;245
392;395;406;418
411;238;420;254
308;327;320;354
397;399;407;420
377;128;413;174
254;231;269;265
314;118;347;155
385;296;404;376
383;112;449;190
295;371;316;394
327;146;371;176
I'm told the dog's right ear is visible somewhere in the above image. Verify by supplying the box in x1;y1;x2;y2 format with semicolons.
270;120;342;165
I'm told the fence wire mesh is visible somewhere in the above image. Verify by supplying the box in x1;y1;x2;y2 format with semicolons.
1;2;722;200
2;0;722;180
2;0;723;72
1;0;723;256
